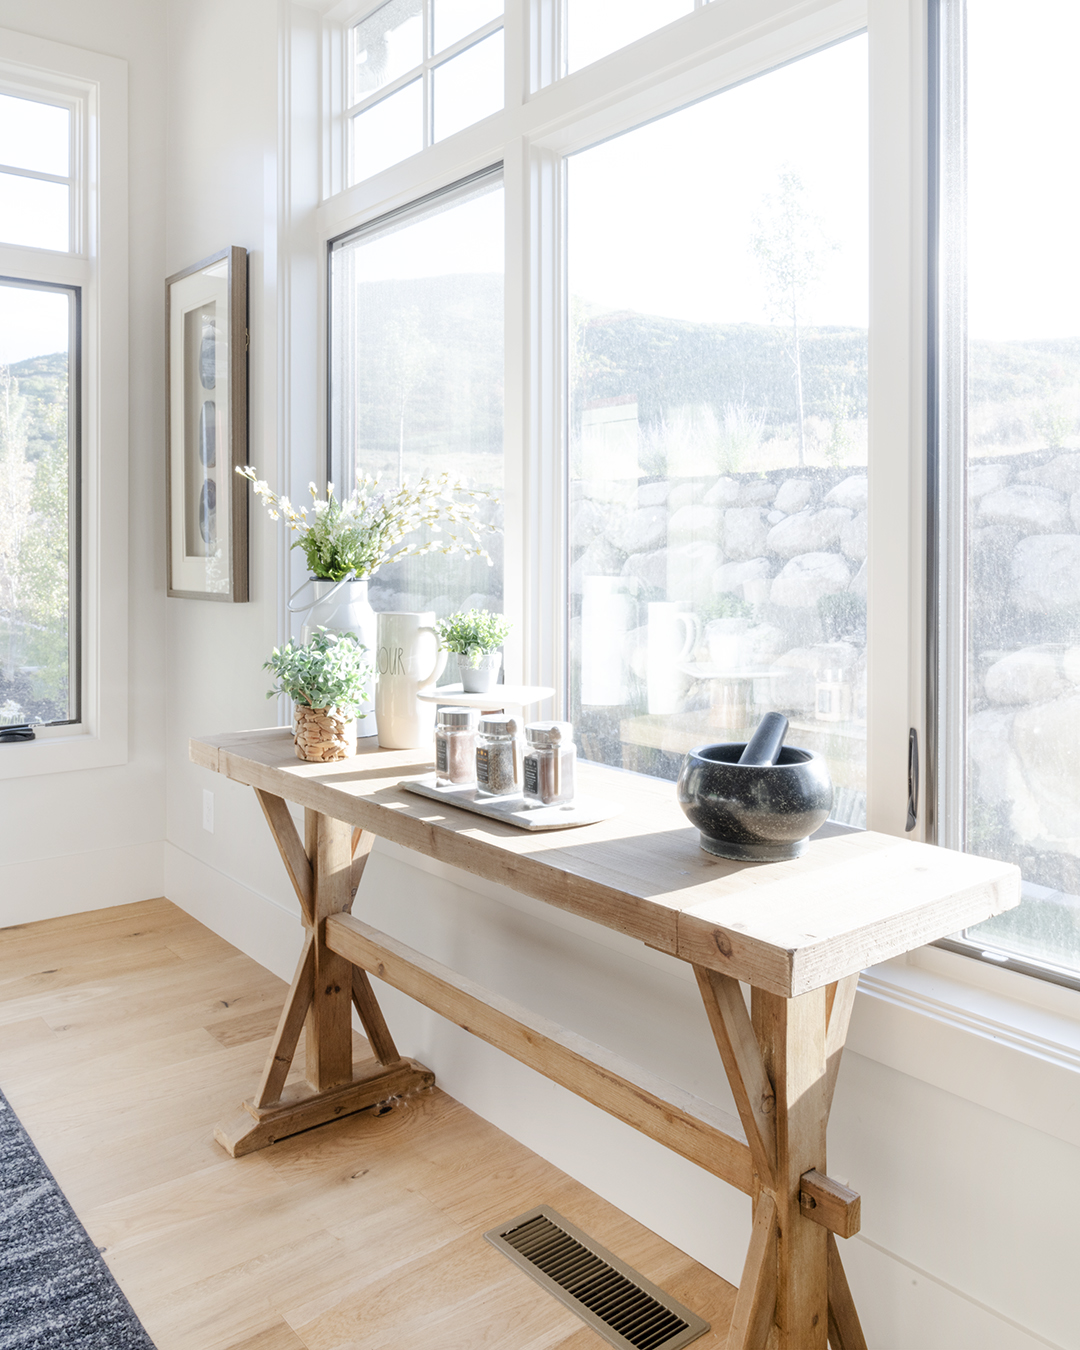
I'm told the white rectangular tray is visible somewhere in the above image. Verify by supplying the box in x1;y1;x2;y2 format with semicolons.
399;774;618;831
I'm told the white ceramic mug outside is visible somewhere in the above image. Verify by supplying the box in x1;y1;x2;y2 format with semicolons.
375;612;447;749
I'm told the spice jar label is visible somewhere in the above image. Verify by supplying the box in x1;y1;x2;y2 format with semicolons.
436;738;448;774
523;755;539;796
476;745;491;786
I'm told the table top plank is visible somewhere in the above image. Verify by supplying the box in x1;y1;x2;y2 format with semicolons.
191;728;1021;997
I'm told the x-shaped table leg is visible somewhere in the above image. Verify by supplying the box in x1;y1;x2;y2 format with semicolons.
213;794;433;1157
695;967;866;1350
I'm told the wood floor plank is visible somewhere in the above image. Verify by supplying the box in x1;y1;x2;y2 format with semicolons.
1;898;736;1350
224;1324;308;1350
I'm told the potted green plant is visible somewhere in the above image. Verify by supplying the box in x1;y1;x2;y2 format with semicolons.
435;609;512;693
237;463;498;654
264;628;374;762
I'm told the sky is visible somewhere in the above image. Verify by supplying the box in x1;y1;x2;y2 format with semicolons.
0;283;69;367
568;34;869;331
4;7;1080;362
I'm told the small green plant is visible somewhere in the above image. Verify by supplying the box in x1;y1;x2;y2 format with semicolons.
697;592;753;624
435;609;512;668
264;628;373;717
237;467;499;582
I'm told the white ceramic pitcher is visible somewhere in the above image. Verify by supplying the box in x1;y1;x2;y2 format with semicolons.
374;612;447;750
646;602;700;715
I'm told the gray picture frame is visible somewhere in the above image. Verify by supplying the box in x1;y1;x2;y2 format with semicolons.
165;246;248;601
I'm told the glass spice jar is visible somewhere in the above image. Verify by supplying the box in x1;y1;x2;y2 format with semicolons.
523;721;576;807
475;715;521;797
435;706;479;787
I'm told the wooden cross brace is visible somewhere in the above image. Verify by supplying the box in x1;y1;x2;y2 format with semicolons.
221;791;868;1348
213;799;434;1158
695;965;866;1350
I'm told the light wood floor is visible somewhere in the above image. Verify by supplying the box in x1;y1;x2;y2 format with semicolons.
0;897;737;1350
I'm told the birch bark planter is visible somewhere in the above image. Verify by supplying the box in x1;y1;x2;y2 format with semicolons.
293;706;355;762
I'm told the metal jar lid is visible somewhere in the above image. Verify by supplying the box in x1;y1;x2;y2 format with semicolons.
478;714;517;737
525;720;573;746
437;706;479;729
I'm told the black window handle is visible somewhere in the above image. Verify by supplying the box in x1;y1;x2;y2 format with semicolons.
906;727;919;832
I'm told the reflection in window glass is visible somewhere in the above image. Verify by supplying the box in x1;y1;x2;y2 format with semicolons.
330;175;504;628
0;94;69;176
433;30;504;142
0;281;75;726
0;174;68;251
352;79;424;182
353;0;423;99
433;0;502;53
568;37;868;821
947;0;1080;972
567;0;694;74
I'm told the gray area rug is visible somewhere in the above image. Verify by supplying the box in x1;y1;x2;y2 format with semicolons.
0;1088;156;1349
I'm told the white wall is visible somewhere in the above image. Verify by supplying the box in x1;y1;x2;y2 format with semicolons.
0;0;167;923
4;3;1077;1348
159;10;1080;1348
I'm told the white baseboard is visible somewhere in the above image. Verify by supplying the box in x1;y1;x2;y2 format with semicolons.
0;840;163;928
162;842;302;980
156;841;1066;1350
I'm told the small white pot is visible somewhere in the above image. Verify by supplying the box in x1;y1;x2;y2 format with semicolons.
459;651;502;693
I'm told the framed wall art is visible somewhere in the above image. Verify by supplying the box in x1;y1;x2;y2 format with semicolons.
166;246;249;601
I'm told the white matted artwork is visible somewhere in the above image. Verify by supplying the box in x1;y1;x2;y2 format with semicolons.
166;246;248;600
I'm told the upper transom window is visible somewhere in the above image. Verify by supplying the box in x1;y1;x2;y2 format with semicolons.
348;0;503;184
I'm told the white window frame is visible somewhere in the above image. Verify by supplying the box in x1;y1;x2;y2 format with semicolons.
295;0;1080;1188
0;30;128;778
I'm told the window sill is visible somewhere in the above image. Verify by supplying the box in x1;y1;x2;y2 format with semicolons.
852;944;1080;1151
0;718;128;779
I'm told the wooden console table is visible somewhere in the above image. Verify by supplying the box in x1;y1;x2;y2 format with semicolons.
191;728;1019;1350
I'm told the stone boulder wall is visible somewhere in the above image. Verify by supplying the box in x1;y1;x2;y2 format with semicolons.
825;475;869;511
722;507;769;560
1012;534;1080;611
978;484;1068;533
1012;693;1080;845
770;552;852;608
766;507;853;558
983;645;1075;706
774;478;814;514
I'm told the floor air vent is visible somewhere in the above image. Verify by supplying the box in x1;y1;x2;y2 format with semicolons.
484;1206;710;1350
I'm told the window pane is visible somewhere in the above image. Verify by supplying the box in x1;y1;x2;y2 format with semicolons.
568;37;868;820
351;78;424;182
0;94;69;177
432;30;504;142
0;173;68;251
947;0;1080;971
433;0;502;53
353;0;423;100
0;281;75;726
330;175;504;628
567;0;694;74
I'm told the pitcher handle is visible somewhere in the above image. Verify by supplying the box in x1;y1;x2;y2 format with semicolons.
287;574;353;614
676;612;701;663
418;632;448;691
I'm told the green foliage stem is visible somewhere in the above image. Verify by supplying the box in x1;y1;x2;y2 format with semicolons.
264;628;373;718
435;608;511;667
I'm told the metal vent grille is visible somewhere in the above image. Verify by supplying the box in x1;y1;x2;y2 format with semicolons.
484;1206;710;1350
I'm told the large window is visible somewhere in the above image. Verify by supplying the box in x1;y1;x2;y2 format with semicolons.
321;0;1080;990
0;31;127;775
568;36;869;823
329;170;504;624
0;84;81;731
0;278;78;727
934;0;1080;981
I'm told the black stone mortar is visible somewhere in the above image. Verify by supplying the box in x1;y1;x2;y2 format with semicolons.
676;742;834;862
